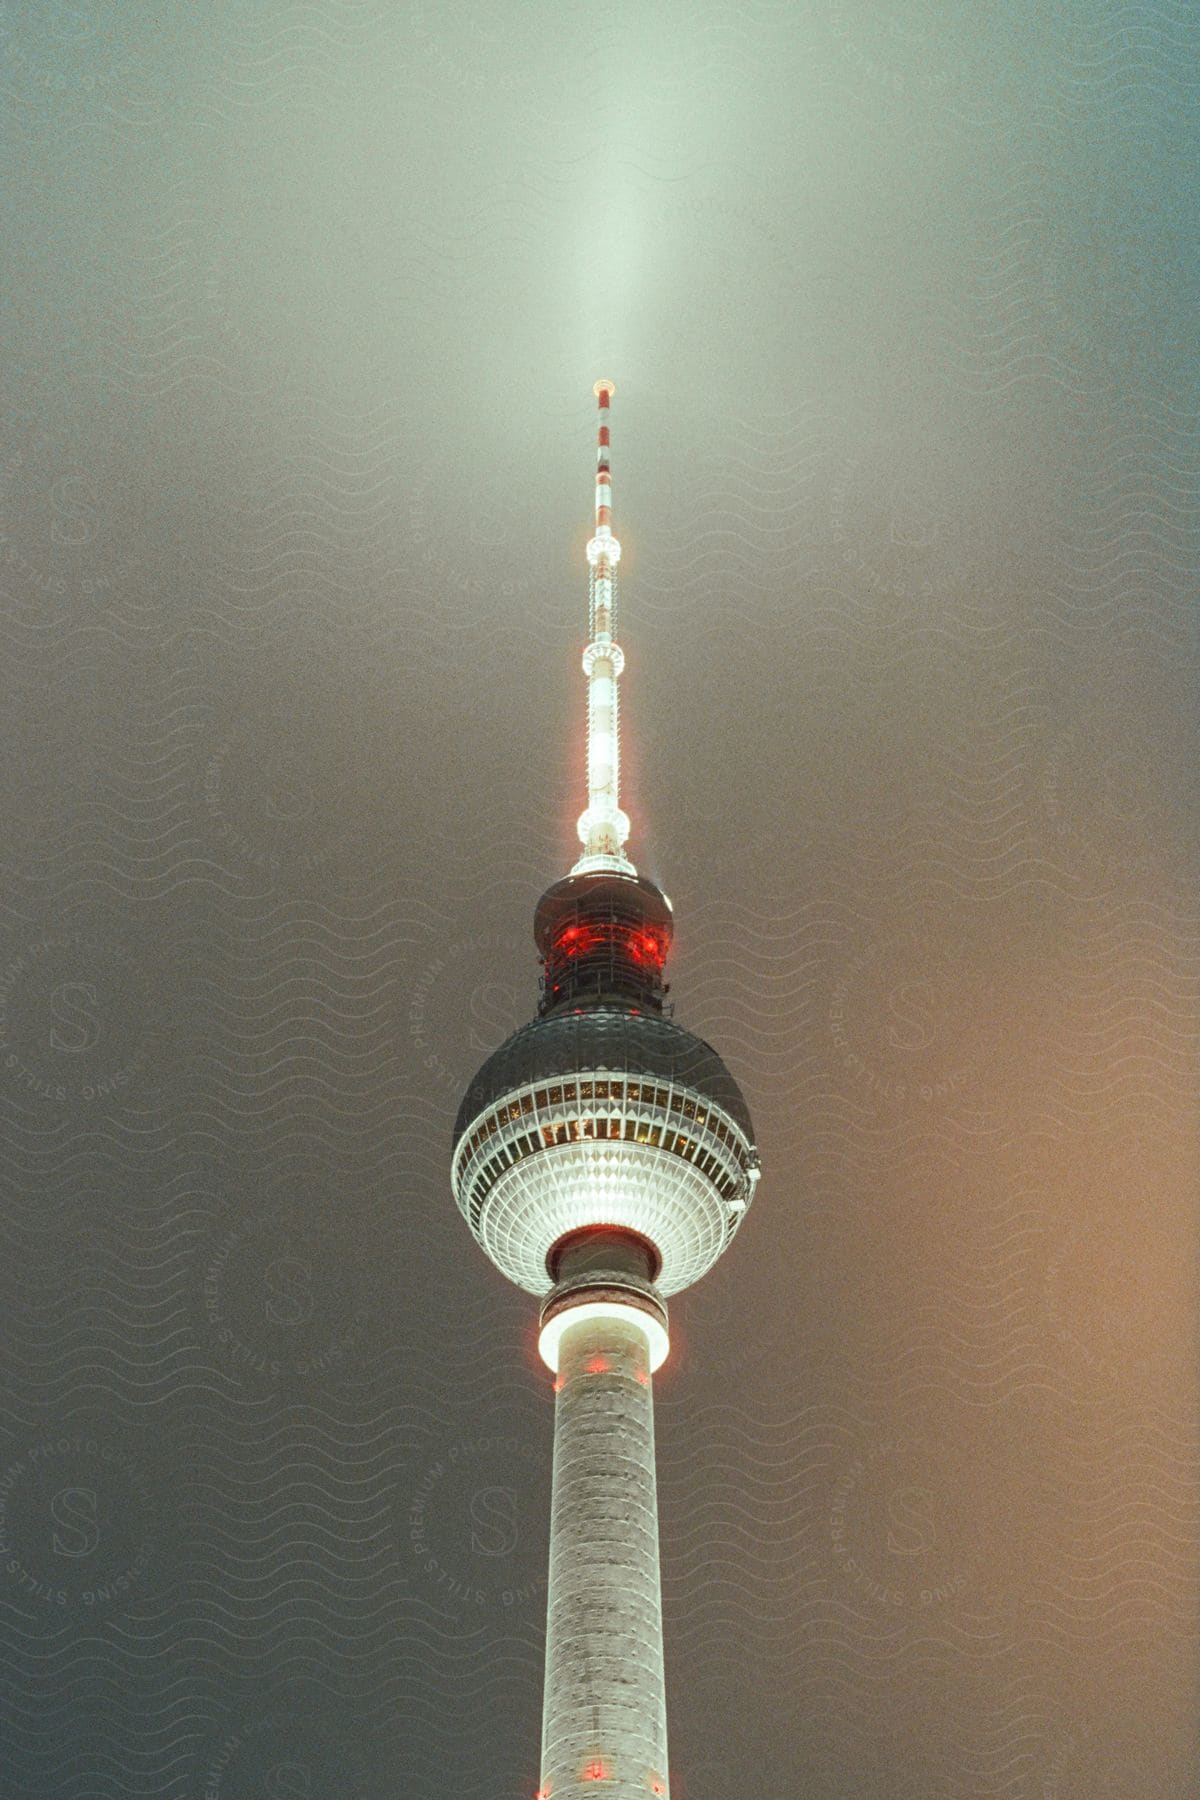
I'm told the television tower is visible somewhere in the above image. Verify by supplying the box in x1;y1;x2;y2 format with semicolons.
451;382;761;1798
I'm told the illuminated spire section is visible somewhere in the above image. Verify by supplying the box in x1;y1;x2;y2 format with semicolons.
573;379;634;877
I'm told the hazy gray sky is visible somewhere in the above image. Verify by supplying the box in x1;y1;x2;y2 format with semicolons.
1;4;1196;1794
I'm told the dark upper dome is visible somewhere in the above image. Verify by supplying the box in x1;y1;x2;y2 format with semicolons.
453;1007;755;1145
533;871;674;1018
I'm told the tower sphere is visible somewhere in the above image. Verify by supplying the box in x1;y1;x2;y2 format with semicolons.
451;1000;758;1299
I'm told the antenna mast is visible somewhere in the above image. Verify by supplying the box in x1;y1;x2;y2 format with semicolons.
572;378;635;877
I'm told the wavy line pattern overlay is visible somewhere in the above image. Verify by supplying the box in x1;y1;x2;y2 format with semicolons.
1;3;1196;1794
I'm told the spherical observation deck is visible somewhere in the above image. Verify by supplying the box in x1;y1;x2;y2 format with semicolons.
451;1007;760;1298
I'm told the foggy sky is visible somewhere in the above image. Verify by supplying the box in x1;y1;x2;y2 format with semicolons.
1;4;1197;1795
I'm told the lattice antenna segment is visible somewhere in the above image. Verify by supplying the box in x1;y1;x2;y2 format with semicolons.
573;380;635;876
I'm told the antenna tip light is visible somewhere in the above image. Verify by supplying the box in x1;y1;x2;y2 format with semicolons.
593;378;616;401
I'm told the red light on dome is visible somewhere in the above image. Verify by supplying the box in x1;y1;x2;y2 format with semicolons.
635;1369;649;1386
552;1375;566;1391
556;923;601;958
651;1783;667;1795
585;1355;610;1374
552;922;667;969
582;1760;609;1781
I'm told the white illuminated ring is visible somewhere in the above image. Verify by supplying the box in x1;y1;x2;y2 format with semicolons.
587;533;622;566
576;804;631;846
583;641;625;677
538;1299;670;1374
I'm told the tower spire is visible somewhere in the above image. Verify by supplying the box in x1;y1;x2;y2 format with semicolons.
573;379;634;877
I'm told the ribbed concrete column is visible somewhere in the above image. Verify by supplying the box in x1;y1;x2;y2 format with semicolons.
538;1311;669;1799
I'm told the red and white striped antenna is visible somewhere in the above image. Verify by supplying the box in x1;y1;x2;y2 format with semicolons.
572;379;635;876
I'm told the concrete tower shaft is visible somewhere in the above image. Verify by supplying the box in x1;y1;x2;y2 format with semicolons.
538;1310;669;1800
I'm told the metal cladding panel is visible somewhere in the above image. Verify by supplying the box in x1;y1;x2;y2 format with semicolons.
539;1311;669;1799
452;1008;755;1146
